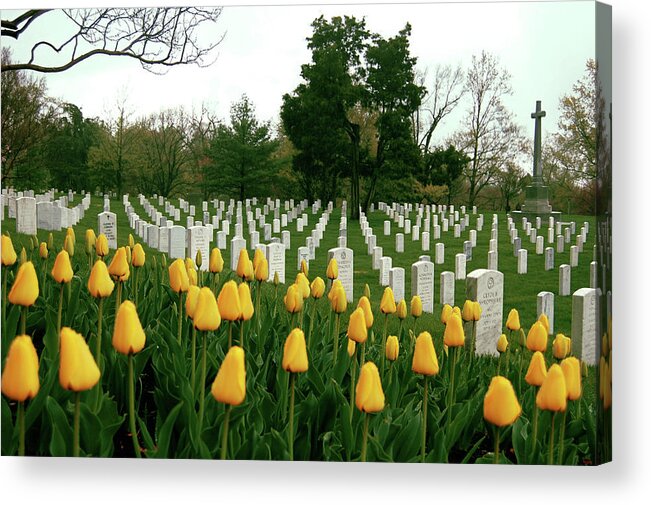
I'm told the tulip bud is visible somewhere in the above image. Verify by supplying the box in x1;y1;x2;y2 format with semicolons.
30;235;38;252
128;233;135;249
462;300;475;322
63;236;76;260
236;248;251;280
525;351;547;387
253;248;265;272
284;283;303;314
108;247;130;282
505;308;521;331
132;243;145;267
357;296;374;328
385;335;399;362
88;260;115;298
347;307;368;343
443;313;465;347
19;247;27;265
347;338;356;357
66;227;75;247
185;257;196;273
396;299;407;320
1;234;17;266
1;335;40;402
195;249;203;269
160;255;166;268
536;364;567;412
326;258;338;280
441;304;453;325
218;280;242;321
209;248;224;274
300;259;309;278
412;331;439;375
211;346;246;406
410;295;423;318
47;232;54;251
379;287;396;314
310;276;325;299
553;333;570;360
113;301;146;355
59;327;101;392
329;284;347;314
185;285;201;320
8;261;39;307
497;334;508;353
526;321;548;352
364;283;371;300
561;357;582;401
255;257;269;282
282;328;309;373
51;250;74;284
168;258;190;293
238;282;254;321
194;287;221;331
96;233;109;258
273;271;279;286
538;313;550;335
483;376;521;427
39;242;48;260
295;272;310;299
355;362;385;413
187;267;198;286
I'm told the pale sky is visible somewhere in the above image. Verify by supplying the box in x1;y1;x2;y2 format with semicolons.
2;0;596;156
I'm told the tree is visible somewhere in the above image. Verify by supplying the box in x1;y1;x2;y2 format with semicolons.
422;145;470;206
208;95;280;200
1;8;223;73
452;51;526;207
495;161;529;211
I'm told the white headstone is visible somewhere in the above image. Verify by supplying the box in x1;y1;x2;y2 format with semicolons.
537;291;555;334
559;264;571;296
389;267;405;303
266;242;285;284
372;246;383;270
98;211;118;249
455;253;466;280
327;247;354;302
384;220;391;235
230;237;247;271
411;258;435;313
544;247;554;271
517;249;528;274
487;250;498;270
570;245;579;267
466;269;504;357
188;226;210;271
395;233;404;253
440;271;455;306
571;288;599;365
590;260;598;288
379;256;392;286
434;243;444;264
168;225;186;259
16;197;37;235
421;231;430;251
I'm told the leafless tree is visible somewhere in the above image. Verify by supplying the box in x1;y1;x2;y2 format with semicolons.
1;8;224;73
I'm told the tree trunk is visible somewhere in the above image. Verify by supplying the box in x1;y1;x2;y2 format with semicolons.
347;122;361;221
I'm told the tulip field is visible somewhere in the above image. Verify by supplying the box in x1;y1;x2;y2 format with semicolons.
1;195;610;464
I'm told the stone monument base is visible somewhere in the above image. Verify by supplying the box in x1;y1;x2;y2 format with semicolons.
511;184;561;220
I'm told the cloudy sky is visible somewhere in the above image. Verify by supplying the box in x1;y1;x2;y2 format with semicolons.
2;0;596;153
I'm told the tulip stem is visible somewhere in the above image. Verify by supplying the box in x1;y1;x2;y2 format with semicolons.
128;353;141;458
177;292;184;345
134;267;139;308
349;346;357;422
17;400;25;456
220;405;232;460
240;320;245;348
494;427;500;464
360;341;366;368
361;413;369;462
198;331;207;435
228;321;233;349
73;392;81;457
506;330;512;376
191;325;197;398
469;320;477;369
57;283;64;336
381;314;388;375
95;298;104;368
447;347;457;428
532;403;539;456
308;301;317;351
20;305;27;335
2;270;8;342
115;281;122;312
548;412;556;465
255;280;262;333
421;375;428;463
333;313;340;367
288;372;295;461
558;409;567;464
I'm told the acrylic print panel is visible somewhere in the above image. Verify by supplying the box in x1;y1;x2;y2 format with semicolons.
0;0;610;464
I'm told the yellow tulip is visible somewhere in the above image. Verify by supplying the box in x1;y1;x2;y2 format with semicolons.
194;287;221;331
131;243;145;267
295;272;310;299
357;296;374;328
412;331;439;375
8;261;39;307
472;301;482;321
211;346;246;406
410;295;423;318
245;260;255;282
218;280;242;321
380;287;396;314
236;248;251;279
560;357;582;401
282;328;309;373
1;335;40;402
483;376;522;427
536;364;567;412
505;308;521;331
108;247;130;281
552;334;571;360
238;282;254;321
328;279;343;301
284;283;303;314
396;299;407;320
95;233;109;257
168;258;190;293
526;321;548;352
330;284;347;314
51;250;74;284
443;313;465;347
441;304;453;325
253;248;265;272
88;259;115;298
462;300;475;322
300;259;309;278
1;235;17;266
128;233;134;249
112;301;146;355
185;285;201;320
355;362;385;413
64;234;75;257
538;313;550;335
326;257;338;280
39;242;48;260
59;327;101;392
187;268;198;287
347;338;356;357
185;257;196;273
47;232;54;251
347;307;368;343
386;335;399;362
255;257;269;282
209;248;224;274
525;351;547;387
497;334;508;353
310;276;325;299
85;229;96;256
